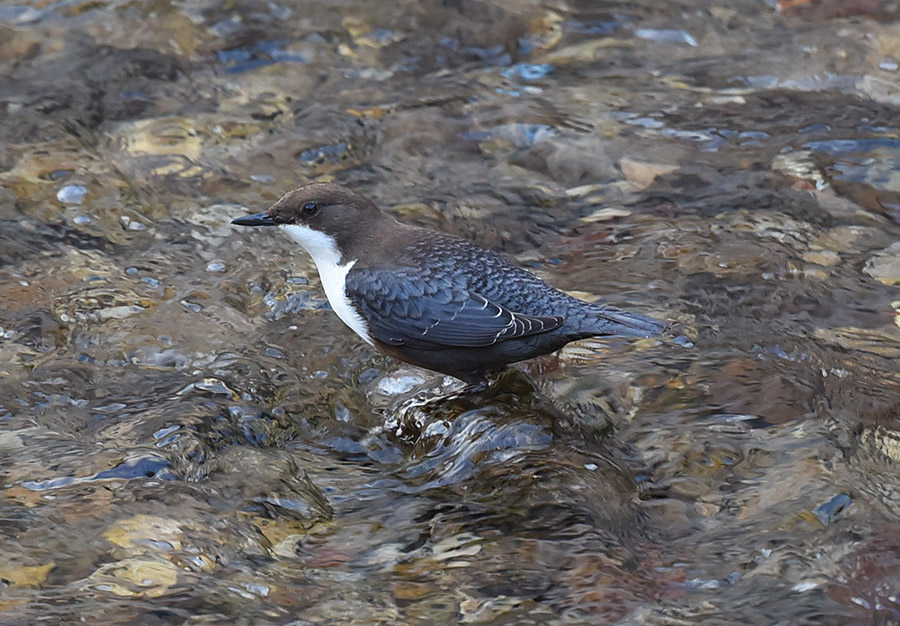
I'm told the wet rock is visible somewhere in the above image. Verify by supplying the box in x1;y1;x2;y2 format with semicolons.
812;493;853;524
810;225;880;252
508;132;618;184
56;184;87;204
828;532;900;623
298;596;403;625
296;141;352;166
656;230;783;276
634;28;698;47
105;514;184;553
816;327;900;359
801;249;840;266
772;150;826;190
708;358;816;425
862;429;900;478
778;0;900;21
619;156;679;190
877;56;899;72
86;557;179;598
203;447;333;529
181;377;240;400
502;63;553;81
580;206;633;223
115;116;202;159
458;594;533;623
0;559;54;589
430;532;483;563
0;39;187;145
864;242;900;285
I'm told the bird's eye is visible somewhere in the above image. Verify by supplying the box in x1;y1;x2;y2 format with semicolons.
302;201;319;216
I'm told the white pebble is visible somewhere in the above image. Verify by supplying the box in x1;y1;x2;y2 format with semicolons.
57;185;87;205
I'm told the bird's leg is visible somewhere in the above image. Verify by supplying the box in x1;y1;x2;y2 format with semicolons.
455;371;490;394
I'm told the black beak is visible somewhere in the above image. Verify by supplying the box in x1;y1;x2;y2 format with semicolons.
232;212;276;227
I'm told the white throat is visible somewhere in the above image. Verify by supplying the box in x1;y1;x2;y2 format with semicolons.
280;224;373;346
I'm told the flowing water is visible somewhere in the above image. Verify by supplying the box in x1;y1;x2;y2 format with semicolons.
1;0;900;624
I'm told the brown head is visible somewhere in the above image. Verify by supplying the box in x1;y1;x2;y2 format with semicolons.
232;183;399;263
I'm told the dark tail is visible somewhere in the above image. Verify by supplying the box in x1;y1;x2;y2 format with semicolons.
590;306;669;338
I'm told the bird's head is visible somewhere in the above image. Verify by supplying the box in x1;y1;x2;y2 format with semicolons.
232;183;389;263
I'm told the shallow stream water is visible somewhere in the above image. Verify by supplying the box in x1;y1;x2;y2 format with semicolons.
1;0;900;624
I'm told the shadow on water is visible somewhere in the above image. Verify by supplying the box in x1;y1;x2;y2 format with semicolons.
1;0;900;623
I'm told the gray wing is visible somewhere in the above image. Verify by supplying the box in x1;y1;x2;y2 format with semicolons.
345;266;564;349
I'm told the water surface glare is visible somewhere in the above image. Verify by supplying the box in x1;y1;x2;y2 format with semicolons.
1;0;900;624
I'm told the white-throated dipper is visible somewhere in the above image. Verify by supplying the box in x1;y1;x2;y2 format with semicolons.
232;183;667;386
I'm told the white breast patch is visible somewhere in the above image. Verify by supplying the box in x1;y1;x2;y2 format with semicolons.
281;224;373;346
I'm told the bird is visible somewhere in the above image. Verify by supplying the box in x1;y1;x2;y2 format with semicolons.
232;183;667;387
